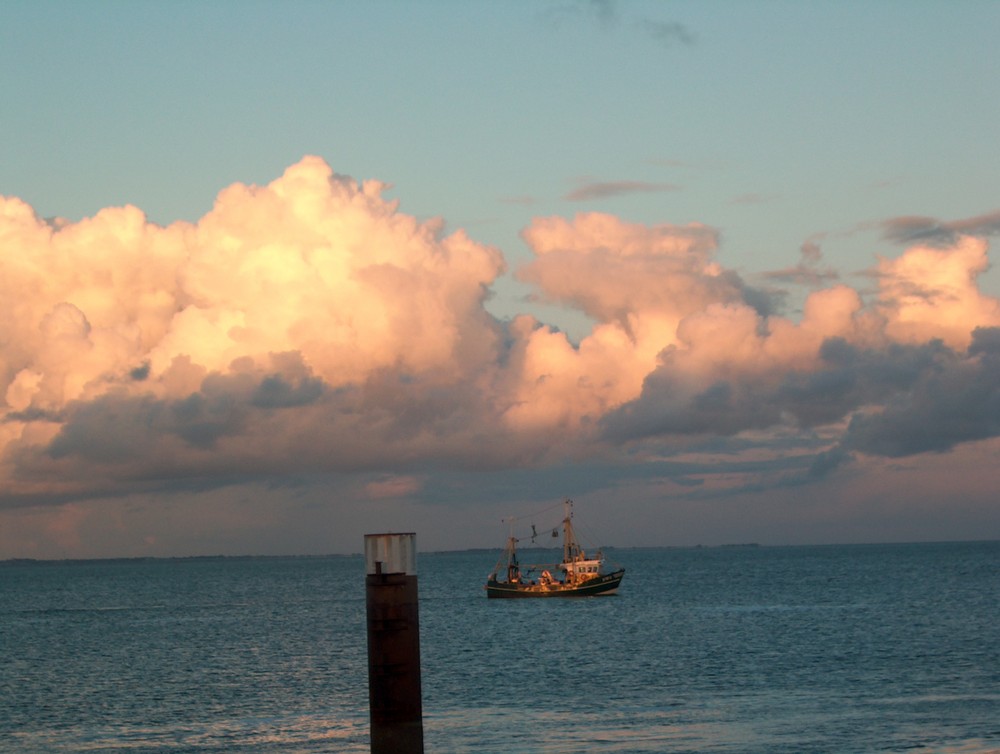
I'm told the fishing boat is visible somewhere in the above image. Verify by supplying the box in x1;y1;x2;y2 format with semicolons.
485;499;625;598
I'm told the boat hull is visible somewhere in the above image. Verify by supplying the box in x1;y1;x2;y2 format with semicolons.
485;569;625;599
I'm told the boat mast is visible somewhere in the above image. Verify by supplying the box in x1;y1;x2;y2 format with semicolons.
562;499;580;563
504;516;520;582
506;535;520;583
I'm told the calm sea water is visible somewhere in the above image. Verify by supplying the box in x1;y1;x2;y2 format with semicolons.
2;542;998;753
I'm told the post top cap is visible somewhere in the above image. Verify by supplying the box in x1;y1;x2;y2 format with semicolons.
364;532;417;575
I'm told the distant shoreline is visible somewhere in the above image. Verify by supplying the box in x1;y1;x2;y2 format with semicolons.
3;539;998;565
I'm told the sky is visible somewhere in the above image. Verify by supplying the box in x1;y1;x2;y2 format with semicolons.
2;0;1000;559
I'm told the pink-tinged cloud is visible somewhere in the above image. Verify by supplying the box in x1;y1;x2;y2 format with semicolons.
874;236;1000;350
504;213;744;433
0;158;511;500
518;212;732;328
1;158;1000;542
364;475;424;500
598;234;1000;458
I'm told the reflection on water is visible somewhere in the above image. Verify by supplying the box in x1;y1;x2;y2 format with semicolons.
12;714;370;753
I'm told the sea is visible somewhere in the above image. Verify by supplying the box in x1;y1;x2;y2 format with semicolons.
2;541;998;753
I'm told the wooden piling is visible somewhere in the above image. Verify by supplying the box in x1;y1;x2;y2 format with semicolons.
364;533;423;754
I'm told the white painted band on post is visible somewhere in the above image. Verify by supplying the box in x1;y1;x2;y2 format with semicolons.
364;533;417;575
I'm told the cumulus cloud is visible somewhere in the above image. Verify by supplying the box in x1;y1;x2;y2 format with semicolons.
838;327;1000;457
872;235;1000;350
599;233;1000;463
518;212;732;326
0;158;513;501
2;159;1000;516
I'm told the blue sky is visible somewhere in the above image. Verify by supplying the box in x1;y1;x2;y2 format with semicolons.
8;1;999;296
2;1;999;557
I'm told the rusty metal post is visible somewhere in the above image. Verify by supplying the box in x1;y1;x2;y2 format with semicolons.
364;533;424;754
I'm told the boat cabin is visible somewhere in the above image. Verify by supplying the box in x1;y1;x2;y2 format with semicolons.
561;556;604;584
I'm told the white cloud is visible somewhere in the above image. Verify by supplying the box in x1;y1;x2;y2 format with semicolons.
2;160;1000;540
